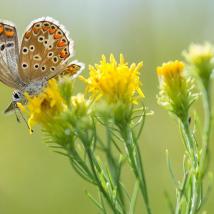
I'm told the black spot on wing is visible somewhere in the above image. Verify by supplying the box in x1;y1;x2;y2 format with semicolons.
0;44;5;51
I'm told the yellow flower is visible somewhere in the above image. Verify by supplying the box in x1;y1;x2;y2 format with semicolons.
68;93;93;129
157;60;197;120
81;54;144;104
18;79;66;131
71;93;90;116
157;60;184;82
183;43;214;65
183;43;214;88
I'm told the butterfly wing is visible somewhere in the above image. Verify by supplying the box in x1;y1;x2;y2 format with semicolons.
0;20;24;89
61;60;85;79
19;17;74;83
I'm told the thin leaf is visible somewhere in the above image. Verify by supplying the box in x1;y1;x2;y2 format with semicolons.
99;189;108;214
166;150;178;186
129;181;139;214
86;191;104;211
53;150;69;157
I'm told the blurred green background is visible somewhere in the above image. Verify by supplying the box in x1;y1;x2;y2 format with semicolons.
0;0;214;213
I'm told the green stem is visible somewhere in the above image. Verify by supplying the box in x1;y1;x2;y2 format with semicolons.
105;126;126;213
177;117;201;214
180;119;198;168
77;131;123;214
175;172;190;214
85;146;122;214
120;125;152;214
200;84;212;177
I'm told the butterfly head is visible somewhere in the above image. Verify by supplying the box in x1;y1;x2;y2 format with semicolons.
12;90;26;104
4;91;26;114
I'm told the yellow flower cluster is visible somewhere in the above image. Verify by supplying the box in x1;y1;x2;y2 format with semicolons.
18;79;66;131
18;54;145;131
82;54;144;104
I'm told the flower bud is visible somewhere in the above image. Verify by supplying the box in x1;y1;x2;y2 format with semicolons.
157;60;198;120
183;43;214;89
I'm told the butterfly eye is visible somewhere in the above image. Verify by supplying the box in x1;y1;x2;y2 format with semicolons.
14;92;20;99
12;91;23;102
14;93;19;99
29;45;35;52
22;47;29;54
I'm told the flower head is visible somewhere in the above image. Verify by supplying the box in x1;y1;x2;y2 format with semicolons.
54;93;93;133
71;93;90;116
183;43;214;88
157;60;185;84
81;54;144;105
157;60;197;120
18;79;66;131
183;43;214;65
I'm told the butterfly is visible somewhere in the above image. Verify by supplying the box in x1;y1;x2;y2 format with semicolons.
0;17;84;115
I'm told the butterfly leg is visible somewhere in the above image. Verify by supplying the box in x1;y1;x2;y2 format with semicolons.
17;106;33;132
14;106;21;123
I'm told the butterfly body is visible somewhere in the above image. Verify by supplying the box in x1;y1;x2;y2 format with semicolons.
0;17;84;114
23;79;48;95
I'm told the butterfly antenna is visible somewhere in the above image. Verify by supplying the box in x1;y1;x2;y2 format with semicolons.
17;107;34;133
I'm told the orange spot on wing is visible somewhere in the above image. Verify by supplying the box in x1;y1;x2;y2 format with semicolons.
59;49;68;59
32;27;40;34
49;27;56;34
24;31;31;39
57;40;66;47
4;29;15;37
0;24;3;34
54;33;63;40
42;26;49;31
64;64;81;75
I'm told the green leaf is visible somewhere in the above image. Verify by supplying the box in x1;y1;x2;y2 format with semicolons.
129;181;139;214
86;191;104;211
